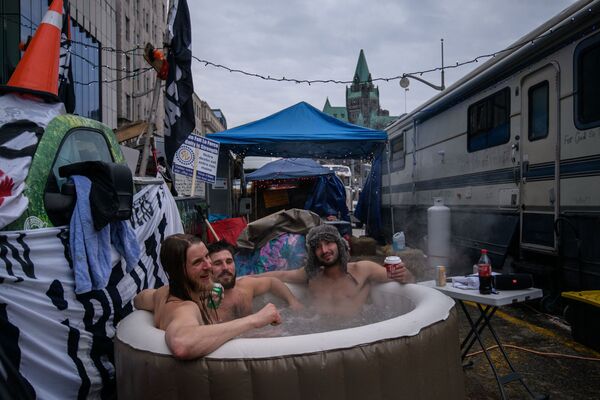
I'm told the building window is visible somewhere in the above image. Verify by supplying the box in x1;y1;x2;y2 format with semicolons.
390;131;405;171
126;94;131;120
0;0;21;84
467;87;510;152
125;16;130;41
574;32;600;129
528;81;549;141
71;23;101;120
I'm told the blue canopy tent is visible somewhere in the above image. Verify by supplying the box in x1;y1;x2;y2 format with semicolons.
209;102;387;239
246;158;331;181
209;102;386;159
246;158;351;225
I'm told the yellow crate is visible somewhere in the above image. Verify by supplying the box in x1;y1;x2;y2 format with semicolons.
562;290;600;309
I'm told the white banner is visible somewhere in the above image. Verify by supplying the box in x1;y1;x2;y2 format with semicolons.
172;133;220;184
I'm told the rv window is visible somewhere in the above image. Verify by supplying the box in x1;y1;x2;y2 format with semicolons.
467;87;510;152
528;81;549;141
575;34;600;129
52;129;114;189
390;132;405;171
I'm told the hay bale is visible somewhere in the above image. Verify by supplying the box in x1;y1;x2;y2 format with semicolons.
350;236;377;256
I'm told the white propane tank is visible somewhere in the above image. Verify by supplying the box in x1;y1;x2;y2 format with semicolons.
427;197;451;269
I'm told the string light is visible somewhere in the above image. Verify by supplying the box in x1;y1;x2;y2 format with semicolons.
0;6;595;86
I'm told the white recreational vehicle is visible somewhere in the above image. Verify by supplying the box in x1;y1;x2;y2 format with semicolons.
384;0;600;295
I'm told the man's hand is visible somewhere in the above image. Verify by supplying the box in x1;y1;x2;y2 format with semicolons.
252;303;282;328
389;263;416;284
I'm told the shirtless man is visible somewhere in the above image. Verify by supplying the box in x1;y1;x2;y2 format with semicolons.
207;240;303;322
258;224;415;316
134;234;281;359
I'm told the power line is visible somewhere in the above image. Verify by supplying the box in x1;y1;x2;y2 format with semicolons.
73;67;153;86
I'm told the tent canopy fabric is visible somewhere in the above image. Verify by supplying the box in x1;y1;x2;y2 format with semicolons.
245;158;332;182
208;102;386;159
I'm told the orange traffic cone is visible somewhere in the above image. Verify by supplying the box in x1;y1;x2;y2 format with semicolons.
0;0;63;102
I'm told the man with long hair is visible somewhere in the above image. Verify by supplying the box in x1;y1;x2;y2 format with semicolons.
134;234;281;359
207;240;303;321
258;224;415;316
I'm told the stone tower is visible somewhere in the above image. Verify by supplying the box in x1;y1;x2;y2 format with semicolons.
323;49;398;130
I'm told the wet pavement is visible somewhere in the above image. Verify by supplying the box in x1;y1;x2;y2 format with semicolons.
458;301;600;399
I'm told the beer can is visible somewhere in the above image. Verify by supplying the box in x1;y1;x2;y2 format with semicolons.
436;265;446;287
208;282;224;309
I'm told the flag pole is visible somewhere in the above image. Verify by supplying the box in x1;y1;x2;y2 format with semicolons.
139;0;173;176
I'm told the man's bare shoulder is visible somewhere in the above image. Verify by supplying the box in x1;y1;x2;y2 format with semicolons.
155;291;201;330
237;276;267;287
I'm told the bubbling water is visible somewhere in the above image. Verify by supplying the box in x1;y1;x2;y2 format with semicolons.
242;301;403;338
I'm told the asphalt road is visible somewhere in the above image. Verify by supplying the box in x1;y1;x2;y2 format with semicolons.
458;301;600;399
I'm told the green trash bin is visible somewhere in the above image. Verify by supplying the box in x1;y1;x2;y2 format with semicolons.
562;290;600;352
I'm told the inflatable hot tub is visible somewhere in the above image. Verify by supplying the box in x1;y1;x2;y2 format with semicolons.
115;283;464;399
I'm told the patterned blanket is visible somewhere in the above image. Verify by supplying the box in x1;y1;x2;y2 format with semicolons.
235;233;307;276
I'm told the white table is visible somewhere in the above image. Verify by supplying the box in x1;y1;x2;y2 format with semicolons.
421;279;546;400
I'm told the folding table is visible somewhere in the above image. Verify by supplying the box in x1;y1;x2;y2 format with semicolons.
422;280;546;399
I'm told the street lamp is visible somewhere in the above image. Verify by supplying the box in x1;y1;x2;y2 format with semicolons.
399;38;446;92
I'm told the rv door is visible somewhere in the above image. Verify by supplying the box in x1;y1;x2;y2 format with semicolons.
519;64;560;253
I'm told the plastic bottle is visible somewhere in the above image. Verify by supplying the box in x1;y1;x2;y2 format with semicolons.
478;249;492;295
393;231;405;252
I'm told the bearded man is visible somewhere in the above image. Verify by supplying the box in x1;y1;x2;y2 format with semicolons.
207;240;303;322
134;234;281;359
258;224;415;316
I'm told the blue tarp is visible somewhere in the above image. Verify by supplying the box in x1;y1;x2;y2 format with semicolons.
209;102;386;159
246;158;332;181
304;174;351;224
354;148;384;241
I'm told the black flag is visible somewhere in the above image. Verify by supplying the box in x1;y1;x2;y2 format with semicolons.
164;0;195;165
58;0;75;113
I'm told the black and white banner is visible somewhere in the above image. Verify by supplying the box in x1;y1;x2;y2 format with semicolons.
0;183;182;399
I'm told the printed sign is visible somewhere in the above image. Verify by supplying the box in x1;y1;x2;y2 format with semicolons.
173;133;220;184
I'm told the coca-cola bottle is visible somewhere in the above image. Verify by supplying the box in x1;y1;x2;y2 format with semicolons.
478;249;492;295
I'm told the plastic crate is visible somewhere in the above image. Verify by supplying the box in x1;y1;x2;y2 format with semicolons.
562;291;600;352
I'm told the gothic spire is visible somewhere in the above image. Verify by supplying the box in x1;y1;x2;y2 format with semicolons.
353;49;371;83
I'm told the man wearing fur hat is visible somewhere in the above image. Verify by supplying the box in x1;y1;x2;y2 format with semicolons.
258;224;415;316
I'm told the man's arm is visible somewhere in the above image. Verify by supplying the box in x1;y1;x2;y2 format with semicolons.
133;288;156;311
241;277;304;310
358;260;416;284
255;267;308;284
165;302;281;360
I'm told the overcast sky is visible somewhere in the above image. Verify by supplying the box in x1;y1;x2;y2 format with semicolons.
189;0;578;129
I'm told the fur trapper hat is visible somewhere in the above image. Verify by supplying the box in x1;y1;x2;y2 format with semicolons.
305;224;349;279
